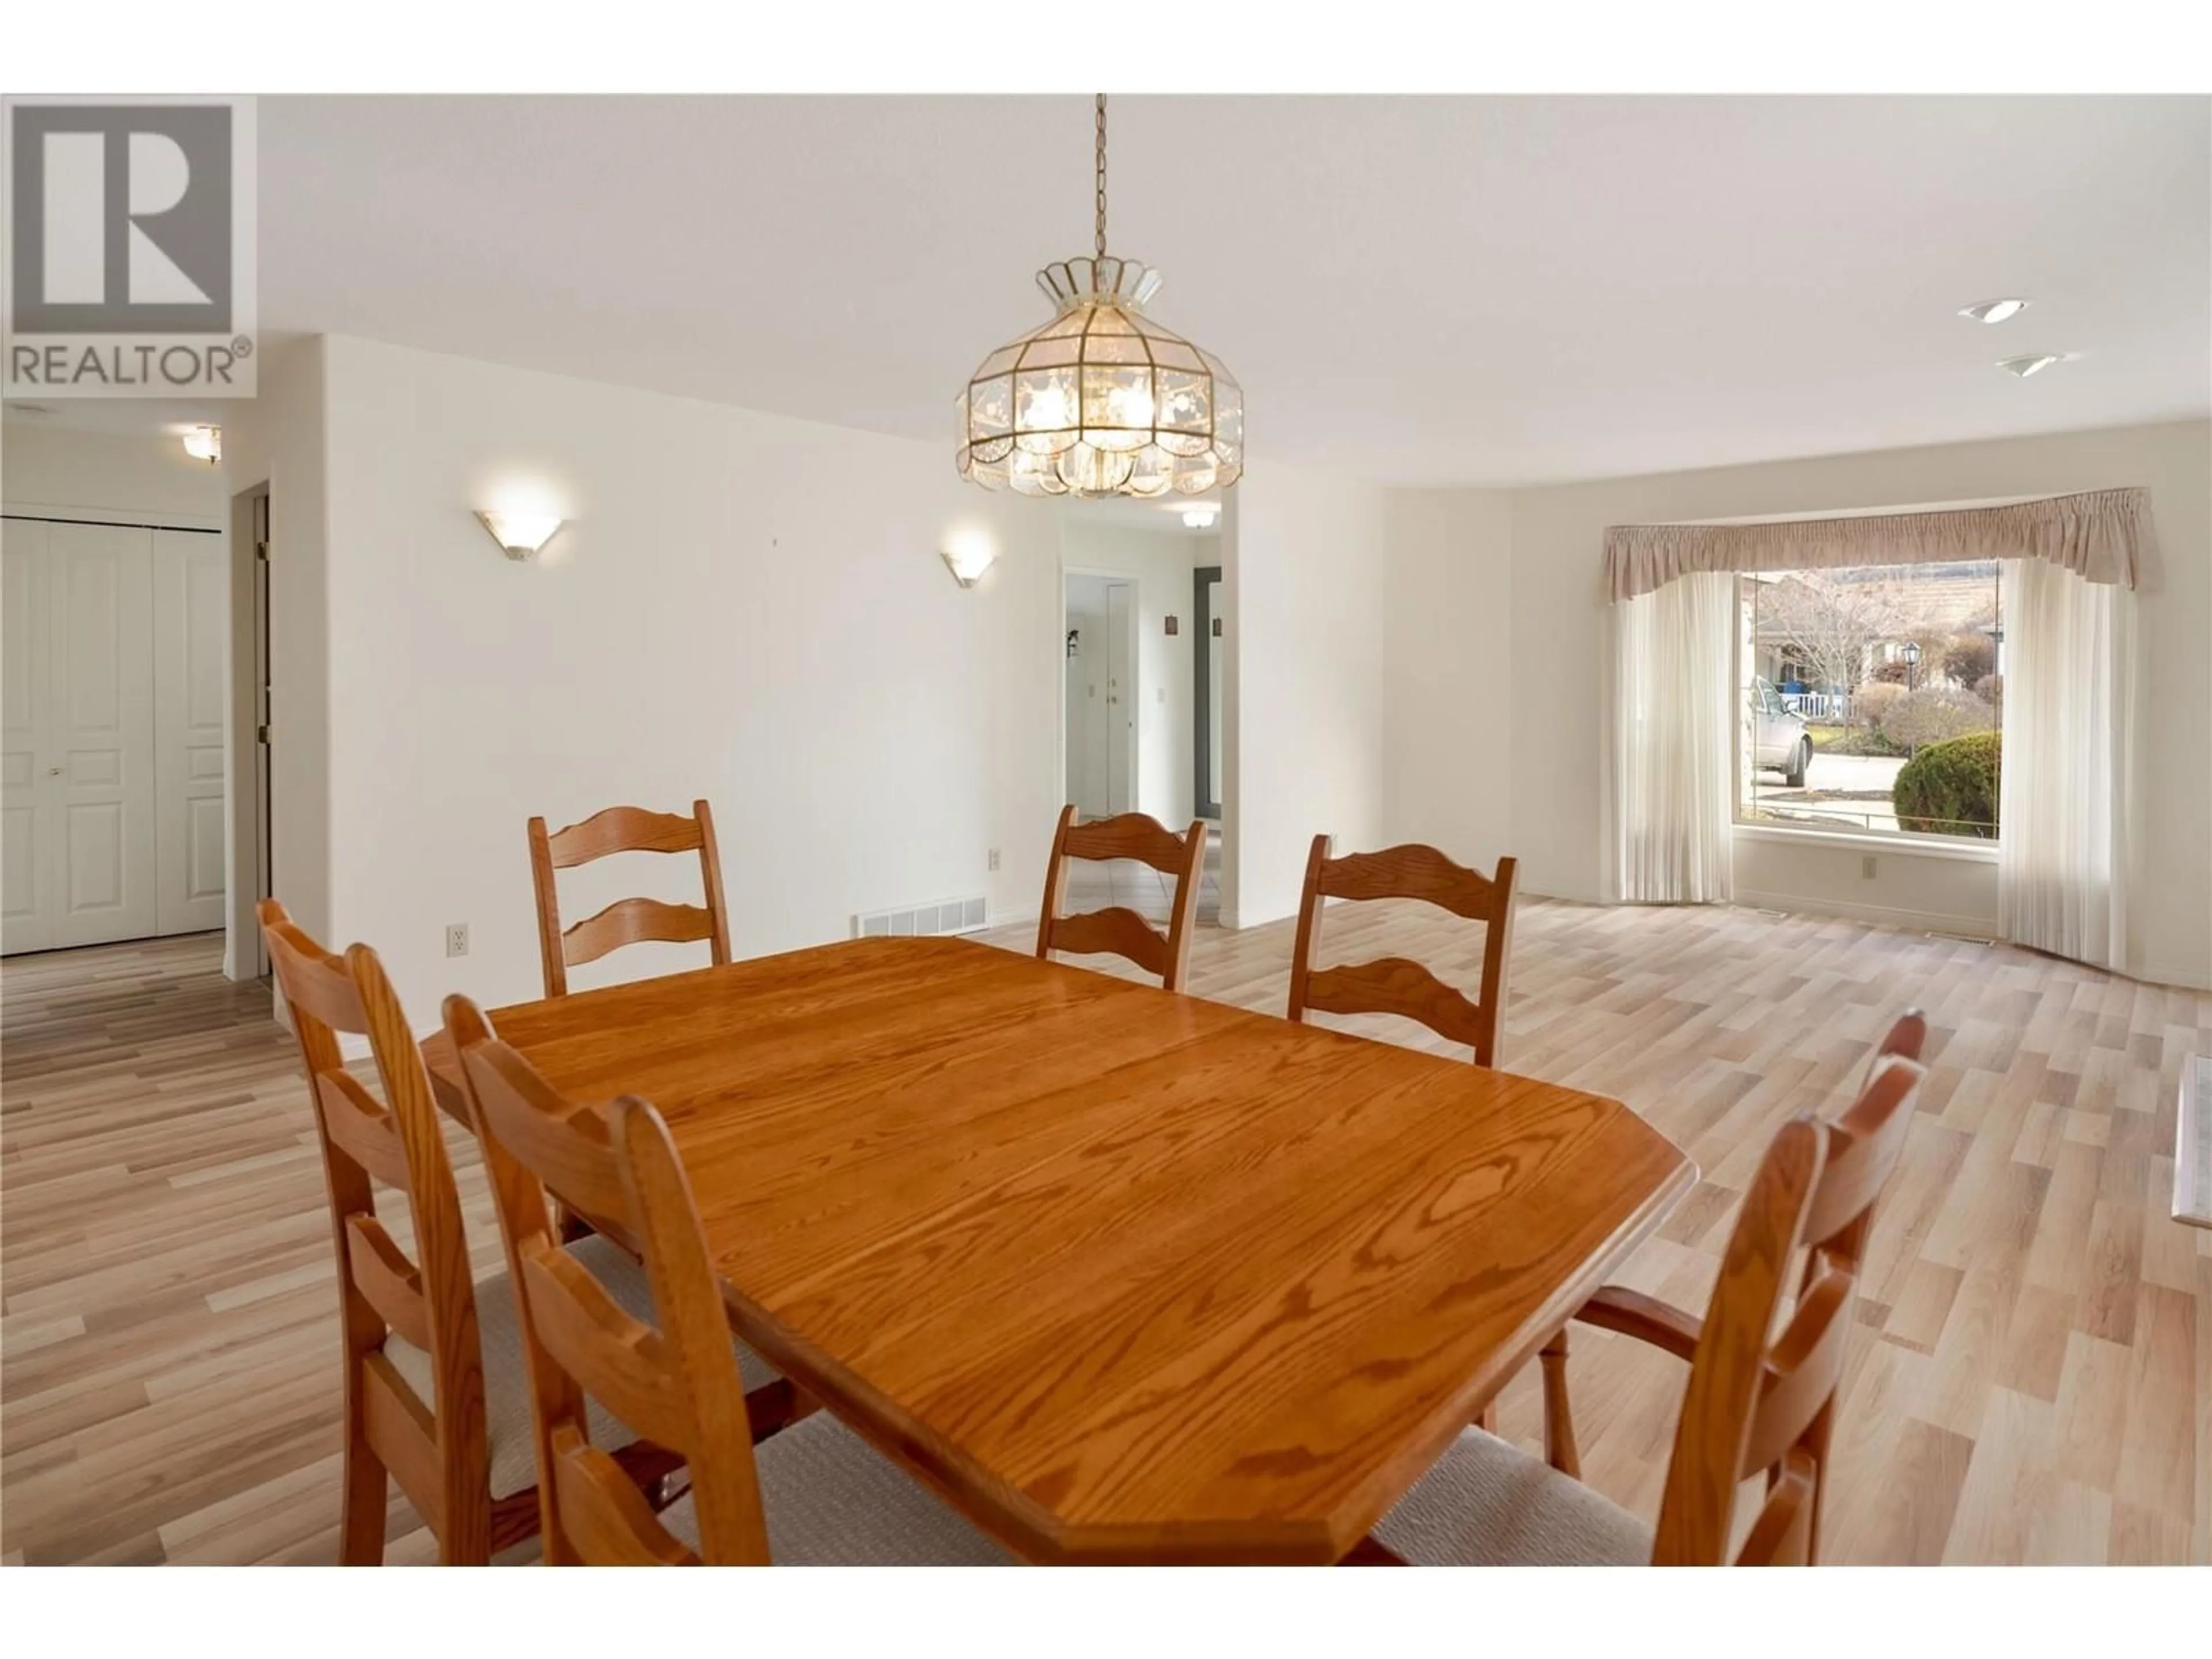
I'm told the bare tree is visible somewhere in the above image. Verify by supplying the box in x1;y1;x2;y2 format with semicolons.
1756;571;1909;696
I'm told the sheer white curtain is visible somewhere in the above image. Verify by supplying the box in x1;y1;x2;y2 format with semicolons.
1998;558;2136;970
1613;572;1737;903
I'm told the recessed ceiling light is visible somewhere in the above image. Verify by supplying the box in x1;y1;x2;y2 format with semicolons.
1960;298;2030;324
1997;353;2062;378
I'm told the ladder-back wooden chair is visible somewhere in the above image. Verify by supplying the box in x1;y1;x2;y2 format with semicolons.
527;800;731;998
1531;1046;1929;1563
1034;805;1207;992
1362;1108;1869;1566
442;994;1010;1566
258;899;683;1564
1286;836;1519;1067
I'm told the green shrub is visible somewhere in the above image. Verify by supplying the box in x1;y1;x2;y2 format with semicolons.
1893;730;2001;838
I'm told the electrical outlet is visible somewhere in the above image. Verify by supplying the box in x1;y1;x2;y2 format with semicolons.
1156;685;1166;703
987;849;1001;872
1861;855;1877;880
445;922;469;958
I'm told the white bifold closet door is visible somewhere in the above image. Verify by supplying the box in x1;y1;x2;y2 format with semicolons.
152;528;229;936
1;518;225;955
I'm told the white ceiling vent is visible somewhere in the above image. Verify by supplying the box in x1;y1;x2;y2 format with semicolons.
853;895;989;941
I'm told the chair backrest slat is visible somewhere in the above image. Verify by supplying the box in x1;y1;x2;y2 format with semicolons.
1046;905;1172;980
1313;843;1506;919
1735;1452;1819;1567
516;1250;697;1452
1034;805;1207;992
345;1213;434;1351
1802;1054;1922;1266
257;899;490;1562
1302;959;1488;1051
528;799;732;997
445;993;772;1566
1286;835;1518;1067
549;1433;694;1566
1737;1266;1853;1479
546;805;706;866
563;896;718;969
315;1071;415;1191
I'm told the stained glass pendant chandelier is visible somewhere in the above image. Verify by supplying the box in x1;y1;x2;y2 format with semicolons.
956;94;1243;499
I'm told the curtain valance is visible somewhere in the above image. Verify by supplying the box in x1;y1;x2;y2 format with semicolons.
1603;487;2154;601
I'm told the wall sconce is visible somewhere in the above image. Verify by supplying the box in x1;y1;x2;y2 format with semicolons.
182;425;221;465
1181;503;1220;530
475;509;565;560
941;544;995;588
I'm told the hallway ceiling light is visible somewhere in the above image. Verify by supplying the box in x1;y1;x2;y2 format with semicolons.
182;425;221;464
1997;353;2063;378
1181;505;1220;529
474;509;565;559
956;94;1243;502
1959;297;2029;324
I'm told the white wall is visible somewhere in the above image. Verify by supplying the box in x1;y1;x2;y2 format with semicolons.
223;339;334;971
270;334;1065;1027
1224;461;1391;929
1382;489;1516;873
1;421;228;528
1491;419;2210;988
1061;521;1212;829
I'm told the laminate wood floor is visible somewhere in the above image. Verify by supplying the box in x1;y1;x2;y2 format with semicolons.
3;899;2205;1565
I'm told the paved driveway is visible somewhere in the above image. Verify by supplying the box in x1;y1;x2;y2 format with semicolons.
1756;751;1905;833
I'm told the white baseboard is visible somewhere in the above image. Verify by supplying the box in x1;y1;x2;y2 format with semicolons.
2135;957;2212;993
1732;889;2000;941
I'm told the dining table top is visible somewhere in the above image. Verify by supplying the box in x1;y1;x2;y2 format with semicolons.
420;934;1694;1564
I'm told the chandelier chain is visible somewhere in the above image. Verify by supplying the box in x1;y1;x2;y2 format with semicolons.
1094;93;1108;262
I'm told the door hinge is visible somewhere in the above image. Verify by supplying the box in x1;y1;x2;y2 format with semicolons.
256;724;270;745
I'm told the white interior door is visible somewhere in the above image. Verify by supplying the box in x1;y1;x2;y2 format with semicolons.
1;519;158;953
1106;581;1135;815
50;521;157;948
154;529;228;935
2;520;54;952
1206;577;1224;809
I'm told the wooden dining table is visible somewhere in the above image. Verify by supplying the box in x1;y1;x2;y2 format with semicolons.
421;935;1694;1564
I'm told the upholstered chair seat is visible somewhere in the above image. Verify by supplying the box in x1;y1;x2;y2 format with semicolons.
383;1234;780;1501
660;1409;1011;1565
1372;1426;1652;1566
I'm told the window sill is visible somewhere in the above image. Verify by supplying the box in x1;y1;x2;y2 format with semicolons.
1732;821;1999;863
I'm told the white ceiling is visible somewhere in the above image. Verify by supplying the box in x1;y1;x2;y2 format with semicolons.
19;96;2211;486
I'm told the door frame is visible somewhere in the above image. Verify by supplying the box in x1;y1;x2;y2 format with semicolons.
1192;564;1222;821
1059;565;1143;824
226;483;269;979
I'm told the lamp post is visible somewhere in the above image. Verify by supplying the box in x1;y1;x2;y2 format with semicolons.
1900;640;1923;760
